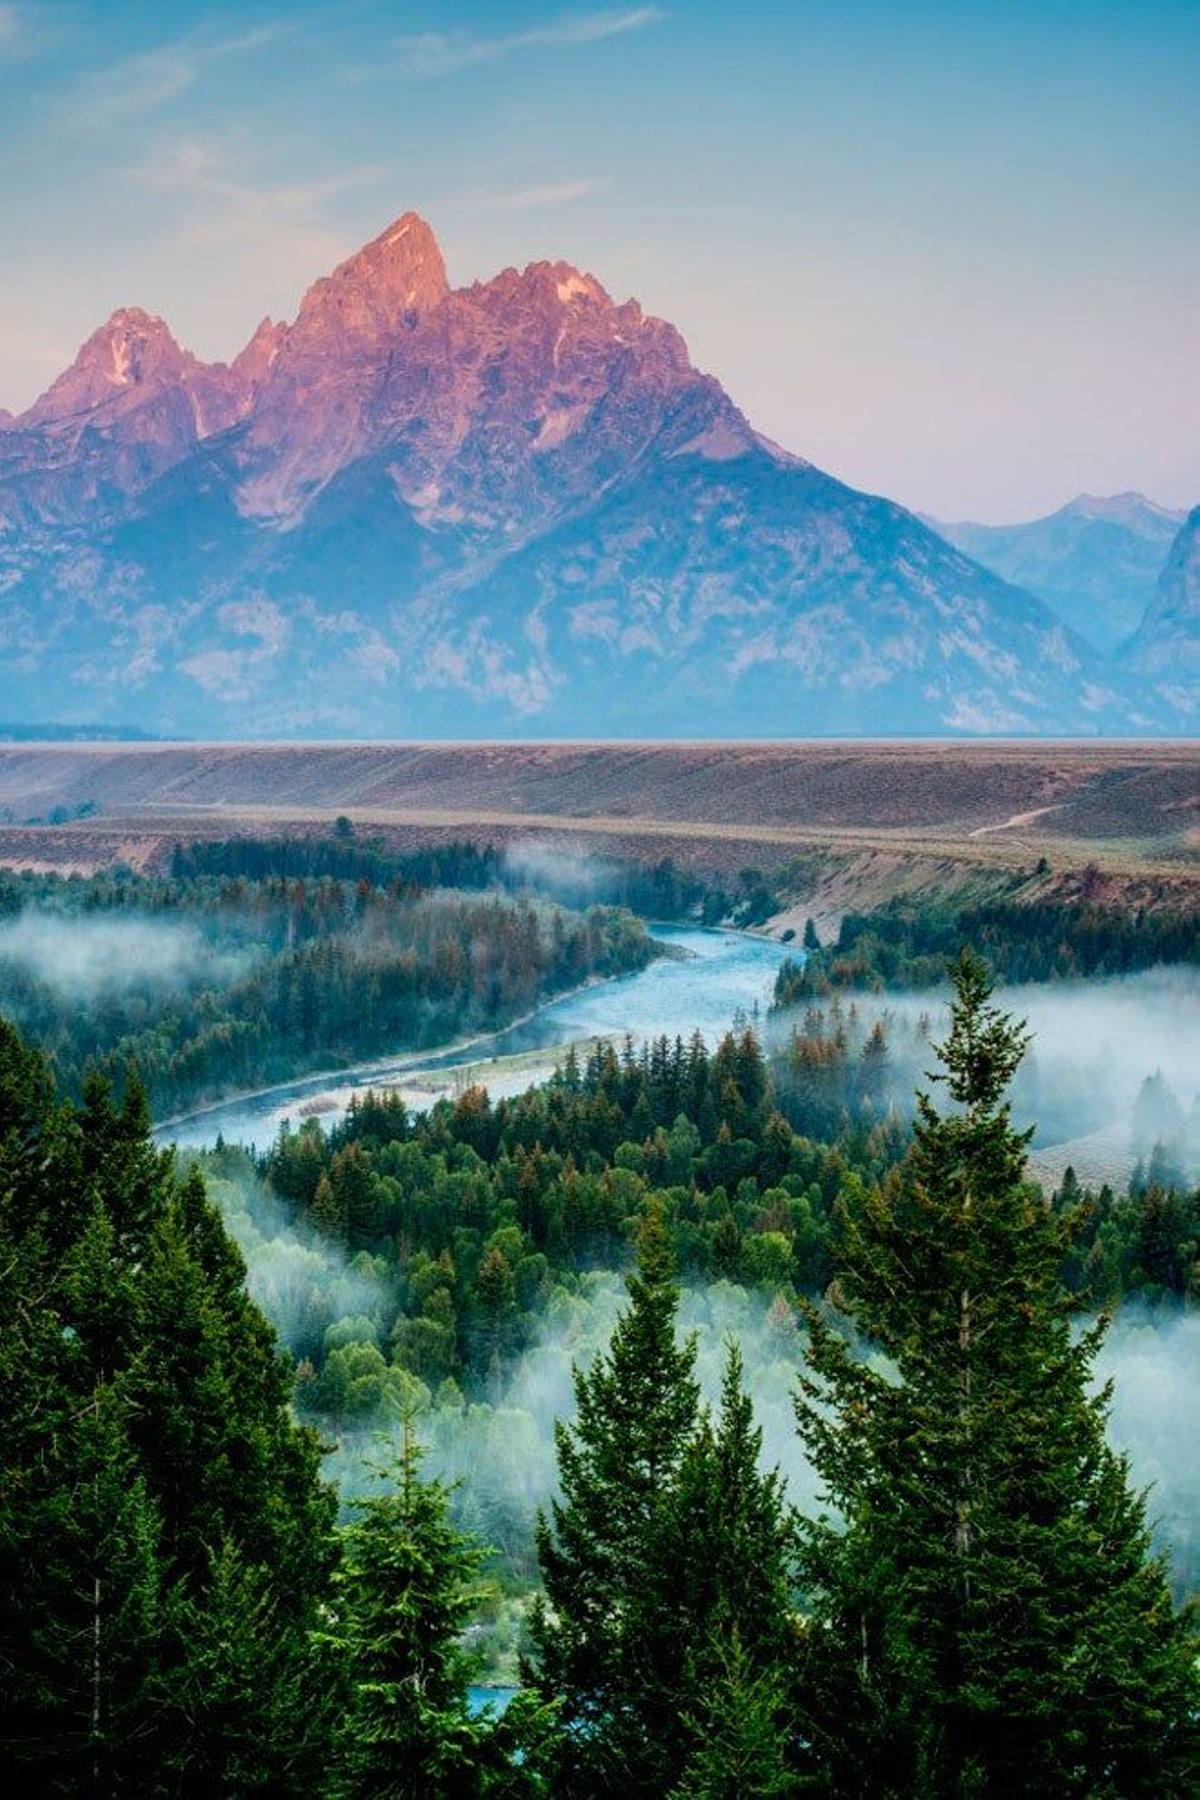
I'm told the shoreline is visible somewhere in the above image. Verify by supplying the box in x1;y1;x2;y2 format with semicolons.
154;969;619;1135
154;926;707;1136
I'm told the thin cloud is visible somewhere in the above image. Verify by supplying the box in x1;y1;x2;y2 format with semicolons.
394;7;663;79
67;20;298;128
492;177;609;210
0;2;66;62
128;138;387;264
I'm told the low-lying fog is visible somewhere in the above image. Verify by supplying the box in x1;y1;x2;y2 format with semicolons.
0;912;249;999
207;1168;1200;1595
772;965;1200;1184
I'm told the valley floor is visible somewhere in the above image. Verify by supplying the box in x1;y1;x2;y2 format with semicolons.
0;739;1193;930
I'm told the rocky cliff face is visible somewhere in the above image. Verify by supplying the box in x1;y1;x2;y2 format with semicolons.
0;307;258;529
0;211;1188;736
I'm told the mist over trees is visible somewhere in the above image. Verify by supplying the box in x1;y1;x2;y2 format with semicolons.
0;865;656;1116
2;833;1199;1793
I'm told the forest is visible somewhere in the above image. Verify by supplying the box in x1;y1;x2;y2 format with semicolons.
181;1001;1197;1621
2;955;1198;1793
0;860;656;1116
2;835;1198;1792
775;892;1200;1000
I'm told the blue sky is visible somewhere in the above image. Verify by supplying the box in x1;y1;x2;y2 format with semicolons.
1;0;1196;519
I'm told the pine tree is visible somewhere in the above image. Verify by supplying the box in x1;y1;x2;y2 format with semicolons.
657;1341;799;1785
326;1419;544;1798
0;1023;338;1788
157;1536;335;1794
794;949;1200;1796
669;1632;797;1800
528;1202;700;1795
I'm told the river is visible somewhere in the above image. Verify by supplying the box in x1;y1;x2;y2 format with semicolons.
159;925;791;1152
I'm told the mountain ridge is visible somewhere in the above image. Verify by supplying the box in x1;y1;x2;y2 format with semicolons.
0;210;1189;738
1123;506;1200;719
928;492;1188;654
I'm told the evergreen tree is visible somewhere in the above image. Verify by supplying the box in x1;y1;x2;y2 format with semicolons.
528;1202;700;1795
657;1341;799;1785
670;1632;797;1800
325;1421;482;1796
326;1420;546;1798
794;949;1200;1796
158;1537;334;1794
0;1020;337;1790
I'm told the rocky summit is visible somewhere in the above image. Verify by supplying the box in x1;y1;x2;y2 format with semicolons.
0;211;1189;736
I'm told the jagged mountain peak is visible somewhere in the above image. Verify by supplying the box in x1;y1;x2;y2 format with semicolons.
292;209;449;339
0;209;1189;736
497;259;610;305
20;307;199;427
230;316;287;385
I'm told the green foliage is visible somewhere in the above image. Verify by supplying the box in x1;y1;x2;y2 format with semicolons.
269;1026;854;1407
529;1221;802;1794
669;1632;797;1800
324;1421;551;1798
775;894;1197;1005
0;866;659;1115
655;1341;799;1784
529;1204;701;1794
324;1422;489;1795
793;950;1200;1795
170;836;725;923
0;1021;336;1790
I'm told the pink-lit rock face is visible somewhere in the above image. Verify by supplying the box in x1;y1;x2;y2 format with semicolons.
0;210;1185;736
4;306;262;520
7;212;748;532
230;216;749;528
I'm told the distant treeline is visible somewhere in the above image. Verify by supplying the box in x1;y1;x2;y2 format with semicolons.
776;895;1198;1003
170;833;506;891
170;831;782;924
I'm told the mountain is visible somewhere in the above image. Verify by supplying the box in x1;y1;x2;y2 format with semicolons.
928;493;1187;654
1122;507;1200;719
0;211;1186;737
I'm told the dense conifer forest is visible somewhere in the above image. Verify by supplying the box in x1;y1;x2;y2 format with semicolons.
2;835;1198;1791
775;894;1199;1000
0;862;656;1115
3;957;1197;1792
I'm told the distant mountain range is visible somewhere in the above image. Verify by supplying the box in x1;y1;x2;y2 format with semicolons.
0;211;1193;737
928;493;1187;654
1123;506;1200;721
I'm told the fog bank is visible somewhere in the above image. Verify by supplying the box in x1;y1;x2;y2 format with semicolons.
0;912;248;1000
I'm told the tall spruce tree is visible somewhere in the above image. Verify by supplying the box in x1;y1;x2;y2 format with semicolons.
794;949;1200;1797
325;1420;547;1798
528;1202;701;1795
660;1342;799;1792
669;1632;798;1800
530;1218;799;1794
0;1021;337;1791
